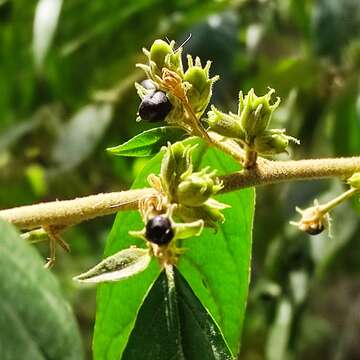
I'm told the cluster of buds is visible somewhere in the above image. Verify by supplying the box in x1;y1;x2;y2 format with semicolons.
74;141;228;283
135;39;218;135
159;142;228;226
207;88;299;158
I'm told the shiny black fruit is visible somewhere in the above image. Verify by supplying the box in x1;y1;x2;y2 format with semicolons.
138;91;172;122
145;215;174;245
305;223;324;235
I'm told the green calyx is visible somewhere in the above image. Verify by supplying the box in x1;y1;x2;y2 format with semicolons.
207;105;245;140
347;172;360;189
177;167;223;207
184;56;219;117
158;141;228;228
176;199;229;229
160;142;193;202
144;39;183;77
239;88;281;139
254;129;299;155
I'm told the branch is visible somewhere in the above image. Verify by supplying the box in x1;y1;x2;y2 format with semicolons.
0;156;359;230
0;189;155;230
220;156;360;192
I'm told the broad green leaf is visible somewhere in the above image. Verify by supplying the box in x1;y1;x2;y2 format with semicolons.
179;147;255;356
107;126;185;157
0;219;83;360
122;266;233;360
93;138;207;359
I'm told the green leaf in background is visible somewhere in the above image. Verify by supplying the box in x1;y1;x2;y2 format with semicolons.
179;147;255;356
122;266;233;359
0;219;83;360
107;126;186;157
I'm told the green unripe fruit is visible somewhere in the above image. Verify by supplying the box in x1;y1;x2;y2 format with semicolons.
176;167;223;207
160;143;193;201
239;89;280;139
254;132;289;155
184;66;211;114
177;174;213;207
207;107;245;140
184;67;208;92
150;40;173;70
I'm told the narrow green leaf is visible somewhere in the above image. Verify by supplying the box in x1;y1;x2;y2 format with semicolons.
74;247;151;283
107;126;185;157
93;138;206;359
0;220;83;360
179;148;255;356
122;266;233;360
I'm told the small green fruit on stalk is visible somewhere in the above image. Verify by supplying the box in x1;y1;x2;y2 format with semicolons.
239;88;280;139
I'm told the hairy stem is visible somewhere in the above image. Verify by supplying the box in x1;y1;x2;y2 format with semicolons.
0;157;359;230
220;156;360;192
0;188;155;230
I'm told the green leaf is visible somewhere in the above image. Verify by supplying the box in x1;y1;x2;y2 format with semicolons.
93;151;164;360
179;147;255;356
0;219;83;360
122;266;233;360
107;126;185;157
74;247;151;283
93;138;207;359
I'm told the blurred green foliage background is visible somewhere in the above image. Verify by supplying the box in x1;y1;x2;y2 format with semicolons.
1;0;360;358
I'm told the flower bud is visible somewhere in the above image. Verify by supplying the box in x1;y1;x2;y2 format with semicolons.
177;167;223;207
207;105;245;140
184;56;218;117
239;88;280;139
347;172;360;189
160;142;193;201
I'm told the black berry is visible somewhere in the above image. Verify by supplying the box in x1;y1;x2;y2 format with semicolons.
138;91;172;122
145;215;174;245
140;79;156;91
305;223;324;235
